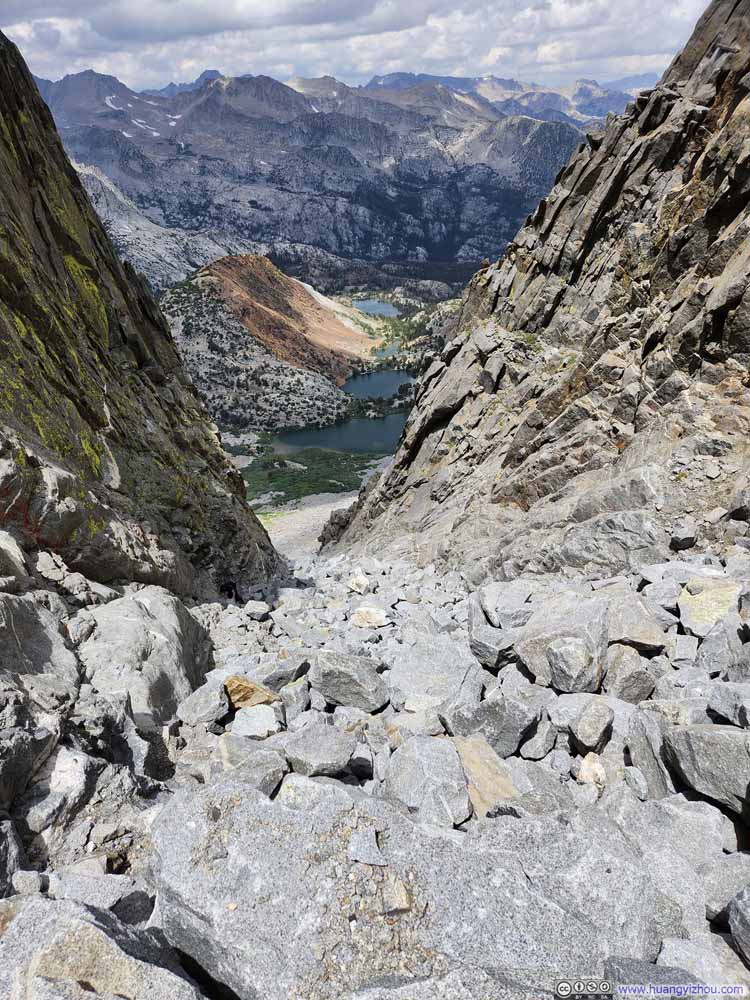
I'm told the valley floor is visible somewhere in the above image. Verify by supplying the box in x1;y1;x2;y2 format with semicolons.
260;489;360;560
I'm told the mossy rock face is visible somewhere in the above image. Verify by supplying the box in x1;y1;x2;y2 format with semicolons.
0;32;281;598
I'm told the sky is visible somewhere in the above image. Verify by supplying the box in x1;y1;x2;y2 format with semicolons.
1;0;709;91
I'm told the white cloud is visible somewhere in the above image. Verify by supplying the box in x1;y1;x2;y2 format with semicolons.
1;0;708;90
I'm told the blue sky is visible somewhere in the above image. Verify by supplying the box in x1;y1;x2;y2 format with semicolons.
1;0;708;90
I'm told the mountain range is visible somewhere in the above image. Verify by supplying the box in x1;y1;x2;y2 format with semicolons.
30;64;636;290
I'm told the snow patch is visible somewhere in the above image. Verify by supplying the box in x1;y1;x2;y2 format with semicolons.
105;95;123;111
121;131;133;138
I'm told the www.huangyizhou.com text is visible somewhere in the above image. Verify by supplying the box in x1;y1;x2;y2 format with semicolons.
618;987;746;997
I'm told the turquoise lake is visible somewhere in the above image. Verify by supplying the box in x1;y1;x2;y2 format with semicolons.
355;298;401;317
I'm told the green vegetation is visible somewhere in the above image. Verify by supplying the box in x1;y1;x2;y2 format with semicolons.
242;445;384;507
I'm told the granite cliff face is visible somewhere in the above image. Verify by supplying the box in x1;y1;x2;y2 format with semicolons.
334;0;750;584
0;32;279;599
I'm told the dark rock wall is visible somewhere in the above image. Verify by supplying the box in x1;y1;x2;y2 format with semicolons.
0;32;280;599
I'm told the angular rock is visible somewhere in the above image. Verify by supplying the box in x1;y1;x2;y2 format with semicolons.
0;595;79;685
152;776;623;998
729;885;750;965
441;687;540;758
700;853;750;926
678;579;742;639
385;736;471;827
385;635;483;714
231;703;282;739
282;723;357;776
478;580;534;629
520;719;556;760
77;587;211;723
468;596;516;669
671;516;698;551
604;958;703;999
452;733;519;817
606;592;665;653
570;699;614;753
708;682;750;727
309;650;388;712
664;725;750;816
514;596;608;689
244;599;270;620
215;739;287;795
350;605;391;629
225;674;281;710
604;644;656;703
0;897;202;998
0;819;25;897
657;934;724;985
279;676;310;723
176;682;229;727
0;532;29;592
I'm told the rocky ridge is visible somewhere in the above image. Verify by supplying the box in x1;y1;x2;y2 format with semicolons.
0;31;279;600
333;0;750;589
161;255;382;432
38;65;582;270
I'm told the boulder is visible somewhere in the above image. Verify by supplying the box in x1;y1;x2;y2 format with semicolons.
441;687;540;758
224;674;280;709
708;682;750;727
452;734;519;817
0;819;25;897
77;587;211;723
729;885;750;964
546;635;604;693
350;605;391;629
0;594;79;685
309;650;388;712
627;709;675;799
678;579;742;639
282;722;357;776
513;595;609;689
214;739;287;795
0;897;202;998
478;580;534;629
604;958;703;999
0;532;29;592
385;736;471;827
385;636;483;714
604;644;656;703
151;776;652;999
700;853;750;925
606;592;666;653
231;703;282;739
176;681;229;727
664;725;750;817
570;699;614;753
671;516;698;551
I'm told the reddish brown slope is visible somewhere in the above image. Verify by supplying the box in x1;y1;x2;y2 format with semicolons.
200;255;377;384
